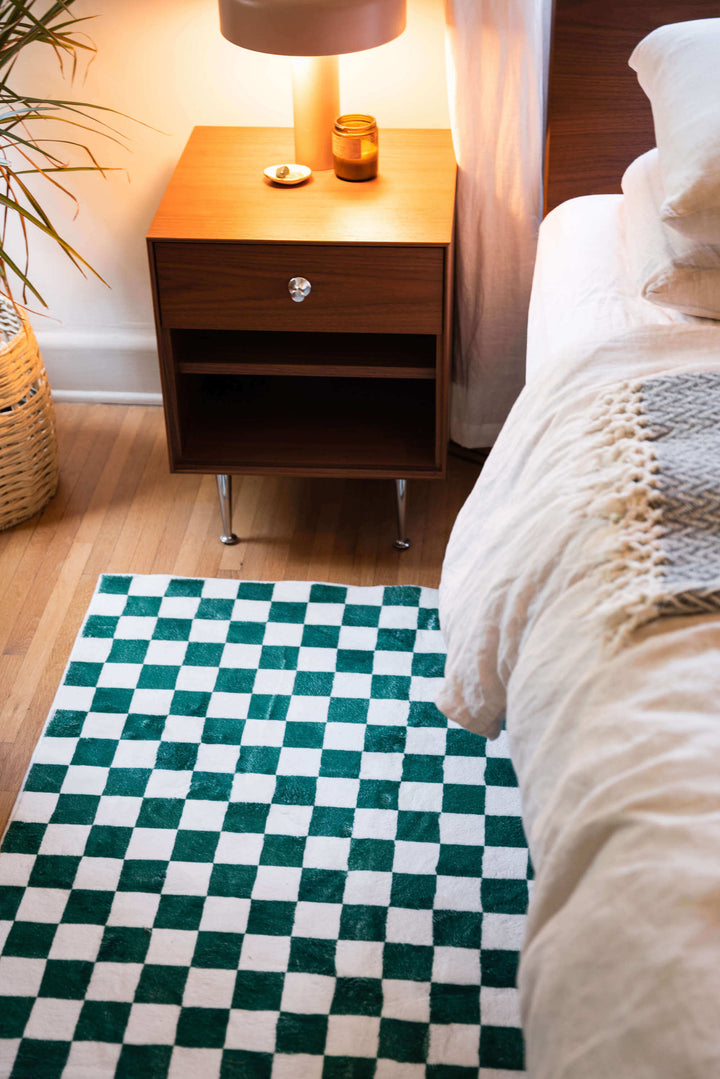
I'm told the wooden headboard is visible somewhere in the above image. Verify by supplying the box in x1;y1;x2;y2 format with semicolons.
544;0;718;214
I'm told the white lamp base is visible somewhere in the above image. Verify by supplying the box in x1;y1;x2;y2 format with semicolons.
291;55;339;171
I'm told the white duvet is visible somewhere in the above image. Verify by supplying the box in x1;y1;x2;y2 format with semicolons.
438;197;720;1078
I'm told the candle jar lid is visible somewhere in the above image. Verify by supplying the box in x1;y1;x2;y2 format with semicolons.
333;114;377;135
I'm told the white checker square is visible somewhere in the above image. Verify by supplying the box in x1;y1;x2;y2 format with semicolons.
203;577;240;599
291;901;342;939
296;647;336;671
483;846;528;879
194;743;240;774
334;940;383;979
128;575;169;595
253;668;296;695
125;827;177;860
168;1047;224;1079
238;934;291;972
264;803;313;836
325;1014;381;1058
285;696;329;723
0;922;12;954
405;726;446;755
73;856;124;891
124;1003;181;1044
485;786;523;816
97;661;143;689
481;913;527;951
161;715;205;743
70;636;112;663
111;739;159;769
89;589;126;614
409;676;444;702
86;961;143;1002
115;615;156;639
144;769;193;799
480;985;523;1027
0;853;34;887
440;813;485;846
145;929;199;967
414;626;444;652
225;1009;279;1052
315;777;359;808
241;719;285;747
199;896;250;933
378;604;419;629
352;808;397;840
31;737;76;765
15;887;69;924
332;672;372;698
375;1063;425;1079
0;957;46;996
12;791;59;823
385;907;433;945
272;1055;324;1079
80;713;125;740
373;650;413;677
63;1041;122;1077
428;1023;480;1067
51;686;94;712
322;722;365;751
262;620;304;646
94;795;142;827
24;997;83;1041
49;923;104;962
108;891;160;927
38;823;91;856
189;619;229;643
144;639;188;666
304;601;345;626
433;875;481;912
230;772;276;803
252;864;302;901
60;765;108;795
277;746;322;776
359;752;403;781
366;699;410;727
281;971;335;1014
158;596;200;619
444;755;486;785
302;836;350;870
392;841;440;875
381;979;431;1023
343;870;392;906
487;729;511;757
214;832;264;865
179;799;227;832
230;599;272;623
345;585;384;605
433;946;481;985
183;967;237;1008
398;782;444;813
162;861;213;896
220;642;262;669
337;625;377;651
206;691;252;719
130;688;175;715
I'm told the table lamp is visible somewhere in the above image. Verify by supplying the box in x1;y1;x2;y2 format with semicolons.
218;0;407;171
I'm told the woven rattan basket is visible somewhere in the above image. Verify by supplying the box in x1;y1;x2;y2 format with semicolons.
0;301;59;530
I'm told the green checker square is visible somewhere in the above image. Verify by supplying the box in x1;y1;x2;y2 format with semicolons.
274;775;317;805
339;904;387;942
85;824;133;858
138;664;180;690
237;582;273;600
222;1051;272;1079
188;770;234;800
108;638;149;664
260;645;299;669
172;829;220;863
167;577;204;597
71;737;117;767
342;604;380;627
65;660;103;687
1;820;46;854
289;936;336;976
445;727;485;757
232;970;284;1010
327;697;369;724
176;1006;230;1048
433;910;482;950
383;585;420;607
417;607;440;631
28;854;79;890
436;844;482;878
153;617;192;641
203;717;247;745
383;942;433;982
370;675;411;700
309;806;354;838
10;1039;70;1077
116;1045;173;1078
407;702;447;728
481;878;528;915
62;889;114;925
169;691;211;718
246;900;296;936
209;863;257;898
310;583;347;603
485;815;527;848
364;725;405;754
51;793;101;825
125;595;162;617
98;925;151;963
117;859;167;893
100;574;132;594
402;754;444;784
269;601;307;624
299;868;347;904
39;959;93;1000
301;623;340;649
91;687;134;714
348;838;394;872
227;620;265;644
136;798;184;829
0;885;23;919
215;669;256;695
247;695;290;722
104;767;152;796
192;931;244;969
442;784;485;815
223;801;271;833
276;1012;328;1055
283;721;325;749
0;996;33;1038
261;834;306;866
378;1017;429;1063
426;1067;478;1079
331;976;383;1016
484;756;519;787
412;653;445;679
46;709;85;737
337;649;373;674
195;597;233;620
320;749;362;779
390;873;436;909
24;763;66;793
155;741;198;771
185;641;224;666
396;811;439;844
294;671;334;697
322;1058;376;1079
155;893;206;930
481;948;520;988
430;982;480;1025
121;712;164;740
237;745;280;775
376;628;416;653
480;1025;525;1071
75;999;132;1042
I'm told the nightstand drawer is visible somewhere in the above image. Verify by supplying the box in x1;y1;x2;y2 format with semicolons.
152;242;445;333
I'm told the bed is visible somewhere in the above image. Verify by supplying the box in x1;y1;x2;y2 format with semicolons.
437;3;720;1077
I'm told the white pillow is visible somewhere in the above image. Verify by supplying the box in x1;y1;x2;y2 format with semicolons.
621;148;720;319
629;19;720;243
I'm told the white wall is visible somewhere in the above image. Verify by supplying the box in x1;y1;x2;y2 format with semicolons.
14;0;450;401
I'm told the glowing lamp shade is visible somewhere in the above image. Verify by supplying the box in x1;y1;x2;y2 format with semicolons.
218;0;407;171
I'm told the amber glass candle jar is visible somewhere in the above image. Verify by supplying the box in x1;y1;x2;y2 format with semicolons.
332;114;378;182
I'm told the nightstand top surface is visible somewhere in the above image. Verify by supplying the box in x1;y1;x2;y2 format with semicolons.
147;127;456;246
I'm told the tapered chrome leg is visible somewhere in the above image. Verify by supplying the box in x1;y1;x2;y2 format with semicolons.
216;474;239;545
393;478;411;550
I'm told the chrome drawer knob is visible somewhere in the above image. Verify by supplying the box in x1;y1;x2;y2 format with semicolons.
288;276;311;302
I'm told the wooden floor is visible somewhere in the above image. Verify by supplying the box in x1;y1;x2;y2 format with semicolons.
0;403;482;835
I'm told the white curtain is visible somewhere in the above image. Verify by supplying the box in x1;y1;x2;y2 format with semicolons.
444;0;553;448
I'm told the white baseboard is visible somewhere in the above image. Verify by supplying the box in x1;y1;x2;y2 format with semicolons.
52;389;163;406
35;326;163;404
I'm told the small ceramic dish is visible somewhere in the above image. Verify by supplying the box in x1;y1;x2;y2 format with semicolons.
264;164;312;186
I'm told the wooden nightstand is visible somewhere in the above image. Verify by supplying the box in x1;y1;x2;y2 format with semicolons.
146;127;456;547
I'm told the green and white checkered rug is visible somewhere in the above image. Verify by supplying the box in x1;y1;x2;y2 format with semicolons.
0;575;530;1078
